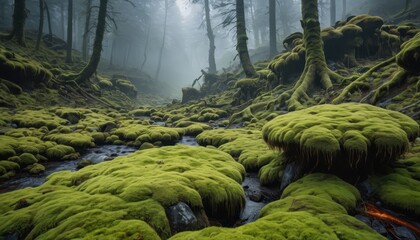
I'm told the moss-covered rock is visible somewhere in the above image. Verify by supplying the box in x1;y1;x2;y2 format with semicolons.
44;133;95;149
28;163;45;174
262;103;419;176
17;153;38;167
3;109;67;130
113;124;182;145
170;173;384;240
46;144;78;161
0;145;245;238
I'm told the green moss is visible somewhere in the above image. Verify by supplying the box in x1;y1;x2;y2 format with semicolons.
0;145;244;239
396;32;420;72
46;145;77;161
170;173;383;240
29;163;45;174
17;153;38;167
129;108;152;117
112;124;181;144
258;153;285;186
0;160;20;171
139;142;154;150
262;103;419;175
6;110;67;130
44;133;95;149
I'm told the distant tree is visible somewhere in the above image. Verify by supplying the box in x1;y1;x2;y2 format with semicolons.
404;0;412;12
204;0;216;73
66;0;73;63
82;0;92;61
236;0;257;77
269;0;277;57
44;0;52;41
140;20;151;71
154;0;168;80
7;0;27;46
72;0;108;83
35;0;44;50
330;0;336;25
342;0;346;19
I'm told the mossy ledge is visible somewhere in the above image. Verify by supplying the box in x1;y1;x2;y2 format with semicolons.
262;103;419;177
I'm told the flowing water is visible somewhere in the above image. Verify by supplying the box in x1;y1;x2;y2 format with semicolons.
0;145;136;193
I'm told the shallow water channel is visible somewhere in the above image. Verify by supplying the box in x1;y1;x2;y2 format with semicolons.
0;145;136;193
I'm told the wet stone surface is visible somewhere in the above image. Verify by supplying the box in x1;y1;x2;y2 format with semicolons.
0;145;136;193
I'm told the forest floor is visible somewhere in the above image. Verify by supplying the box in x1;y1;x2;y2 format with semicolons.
0;15;420;240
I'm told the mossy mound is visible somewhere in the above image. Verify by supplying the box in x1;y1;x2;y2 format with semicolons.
196;129;260;147
45;144;78;161
396;32;420;73
112;123;182;145
0;46;52;89
0;145;245;238
43;133;95;149
262;103;419;176
371;140;420;217
170;173;384;240
0;109;67;130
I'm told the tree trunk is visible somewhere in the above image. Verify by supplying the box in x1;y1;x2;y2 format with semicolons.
280;0;340;110
8;0;27;46
236;0;257;77
140;21;151;71
250;0;260;47
44;0;52;42
82;0;92;61
66;0;73;63
269;0;277;57
35;0;44;50
154;0;168;80
109;35;116;68
405;0;411;12
279;0;292;36
204;0;217;74
61;1;65;39
342;0;346;19
73;0;108;83
330;0;336;26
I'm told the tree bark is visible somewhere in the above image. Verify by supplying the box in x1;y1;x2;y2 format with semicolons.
61;1;65;39
8;0;27;46
330;0;336;26
342;0;346;19
140;21;151;71
35;0;44;50
73;0;108;83
269;0;277;57
66;0;73;63
236;0;257;77
204;0;217;74
154;0;168;80
44;0;52;42
82;0;92;61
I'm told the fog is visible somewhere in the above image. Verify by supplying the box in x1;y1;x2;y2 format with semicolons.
0;0;409;98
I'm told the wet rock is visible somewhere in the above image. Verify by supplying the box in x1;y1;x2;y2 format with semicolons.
249;191;263;202
77;159;93;169
166;202;205;234
99;122;117;132
103;156;114;161
355;215;371;226
393;226;417;240
357;179;375;198
372;220;387;235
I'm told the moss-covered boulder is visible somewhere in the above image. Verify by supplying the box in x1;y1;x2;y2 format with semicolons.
396;32;420;73
43;133;95;149
262;103;419;177
170;173;384;240
0;145;245;239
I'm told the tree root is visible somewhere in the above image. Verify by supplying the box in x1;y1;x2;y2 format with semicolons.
371;69;407;104
332;56;396;104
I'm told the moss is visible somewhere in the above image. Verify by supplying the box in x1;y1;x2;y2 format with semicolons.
196;129;260;148
396;32;420;72
6;110;67;130
129;108;152;117
170;173;383;240
0;160;20;171
115;79;137;98
0;145;245;238
46;145;77;161
139;142;154;150
17;153;38;167
258;153;285;186
97;76;113;88
112;124;181;145
262;103;419;176
44;133;95;149
29;163;45;174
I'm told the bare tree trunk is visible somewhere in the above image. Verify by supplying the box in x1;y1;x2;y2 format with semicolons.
44;0;52;42
405;0;412;12
330;0;336;26
8;0;27;46
279;0;292;36
73;0;108;83
66;0;73;63
154;0;168;80
109;35;116;68
35;0;44;50
204;0;216;73
82;0;92;61
269;0;277;57
249;0;260;47
61;1;65;39
236;0;257;77
140;21;151;71
342;0;346;19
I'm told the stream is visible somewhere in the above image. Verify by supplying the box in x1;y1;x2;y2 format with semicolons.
0;145;136;193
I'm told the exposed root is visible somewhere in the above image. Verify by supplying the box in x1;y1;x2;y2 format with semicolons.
371;69;408;104
332;56;396;104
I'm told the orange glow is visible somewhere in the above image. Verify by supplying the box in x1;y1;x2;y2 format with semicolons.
363;202;420;236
